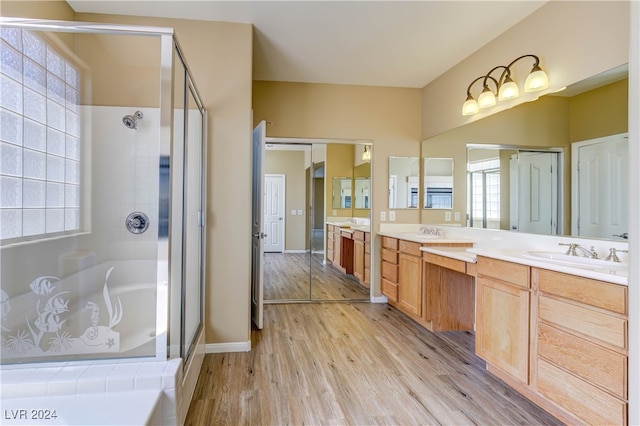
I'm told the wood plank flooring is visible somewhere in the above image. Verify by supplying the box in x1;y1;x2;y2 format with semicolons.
185;302;562;425
264;252;370;301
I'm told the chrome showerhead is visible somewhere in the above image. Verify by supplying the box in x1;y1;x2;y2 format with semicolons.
122;111;143;129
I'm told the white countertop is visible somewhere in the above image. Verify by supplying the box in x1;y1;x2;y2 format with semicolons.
326;221;370;233
467;247;628;286
420;246;478;263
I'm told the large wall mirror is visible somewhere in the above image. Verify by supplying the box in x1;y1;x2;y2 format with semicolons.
420;64;628;241
263;141;371;303
389;156;419;209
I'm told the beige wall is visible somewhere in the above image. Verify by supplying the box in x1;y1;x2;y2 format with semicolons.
253;81;422;228
421;1;629;140
2;3;255;346
570;79;628;142
264;150;307;251
326;144;355;218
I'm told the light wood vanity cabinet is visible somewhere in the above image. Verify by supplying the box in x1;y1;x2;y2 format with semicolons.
353;231;370;288
398;241;423;317
533;268;628;425
476;256;531;384
326;224;335;263
381;237;399;302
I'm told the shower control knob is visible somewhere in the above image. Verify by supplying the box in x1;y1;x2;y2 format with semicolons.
126;212;150;234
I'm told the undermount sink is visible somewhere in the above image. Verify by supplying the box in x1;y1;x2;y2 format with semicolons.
521;251;626;269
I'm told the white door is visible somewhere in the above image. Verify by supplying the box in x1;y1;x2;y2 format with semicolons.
573;134;628;239
251;121;266;329
513;152;558;234
264;174;285;253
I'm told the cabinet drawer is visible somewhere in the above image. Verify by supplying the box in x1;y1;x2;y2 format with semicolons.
381;261;398;282
382;278;398;302
340;230;353;239
353;230;365;241
327;224;335;233
399;240;422;256
424;253;466;274
477;256;530;288
465;262;477;277
381;248;397;264
536;268;627;315
538;322;627;399
539;295;627;350
365;241;370;254
537;359;627;426
382;236;398;250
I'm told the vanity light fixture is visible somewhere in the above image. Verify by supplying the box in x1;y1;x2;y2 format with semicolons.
362;145;371;162
462;54;549;116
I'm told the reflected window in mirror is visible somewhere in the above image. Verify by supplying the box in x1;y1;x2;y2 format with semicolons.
354;178;370;209
423;158;454;209
389;156;419;209
332;177;352;209
467;157;501;229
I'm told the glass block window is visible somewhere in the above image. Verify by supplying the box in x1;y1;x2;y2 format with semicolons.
1;28;81;241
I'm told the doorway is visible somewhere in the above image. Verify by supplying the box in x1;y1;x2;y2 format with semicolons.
264;174;285;253
260;139;372;303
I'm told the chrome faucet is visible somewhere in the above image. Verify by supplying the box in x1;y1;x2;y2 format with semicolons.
605;248;628;263
559;243;598;258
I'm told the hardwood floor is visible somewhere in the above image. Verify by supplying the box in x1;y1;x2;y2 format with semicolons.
185;302;562;425
264;252;370;301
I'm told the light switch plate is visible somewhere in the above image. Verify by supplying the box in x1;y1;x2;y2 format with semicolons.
454;211;460;221
291;210;296;215
297;209;303;215
380;211;386;221
445;211;452;221
389;211;396;221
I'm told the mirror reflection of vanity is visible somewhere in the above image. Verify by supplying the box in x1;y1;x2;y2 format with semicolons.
420;64;629;241
389;156;419;209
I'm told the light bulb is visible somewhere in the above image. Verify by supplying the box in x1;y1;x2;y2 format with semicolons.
498;77;519;101
524;67;548;92
478;87;496;108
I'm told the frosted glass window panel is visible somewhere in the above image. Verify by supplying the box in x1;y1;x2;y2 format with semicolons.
46;182;64;207
0;176;22;208
1;74;22;113
65;63;79;89
45;208;64;233
1;41;22;82
23;179;46;208
65;135;80;160
47;74;65;105
65;159;79;184
1;27;22;51
23;208;46;236
23;149;46;179
46;154;65;182
23;59;46;95
47;128;65;156
65;110;79;137
0;108;23;146
64;208;79;231
0;209;21;239
23;88;46;123
23;31;45;66
65;86;79;113
0;142;22;176
24;119;46;151
65;183;79;207
46;99;65;131
46;47;65;80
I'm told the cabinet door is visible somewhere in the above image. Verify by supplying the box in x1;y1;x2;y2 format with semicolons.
476;277;530;384
354;239;365;281
398;253;422;317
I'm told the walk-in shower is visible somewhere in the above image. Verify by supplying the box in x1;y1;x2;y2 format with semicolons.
0;18;206;424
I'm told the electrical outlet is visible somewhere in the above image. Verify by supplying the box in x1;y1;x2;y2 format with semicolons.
297;209;303;215
389;211;396;221
454;211;460;221
445;211;452;221
380;211;386;221
291;210;296;215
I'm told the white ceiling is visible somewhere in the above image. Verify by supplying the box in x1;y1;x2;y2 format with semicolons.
66;0;547;88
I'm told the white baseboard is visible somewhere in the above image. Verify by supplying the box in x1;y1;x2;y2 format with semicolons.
370;295;388;303
205;341;251;353
284;249;307;254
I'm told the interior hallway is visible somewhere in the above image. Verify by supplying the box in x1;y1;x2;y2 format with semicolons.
185;302;561;425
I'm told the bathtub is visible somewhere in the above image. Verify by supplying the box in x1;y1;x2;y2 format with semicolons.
1;260;159;364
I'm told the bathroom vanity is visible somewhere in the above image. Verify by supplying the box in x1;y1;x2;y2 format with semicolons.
378;225;629;425
326;221;370;288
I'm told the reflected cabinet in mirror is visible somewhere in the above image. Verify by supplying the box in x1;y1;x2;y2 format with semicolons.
389;156;419;209
423;158;453;209
420;64;628;240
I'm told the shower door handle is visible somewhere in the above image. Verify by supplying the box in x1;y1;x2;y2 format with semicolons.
126;212;150;234
252;232;267;239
